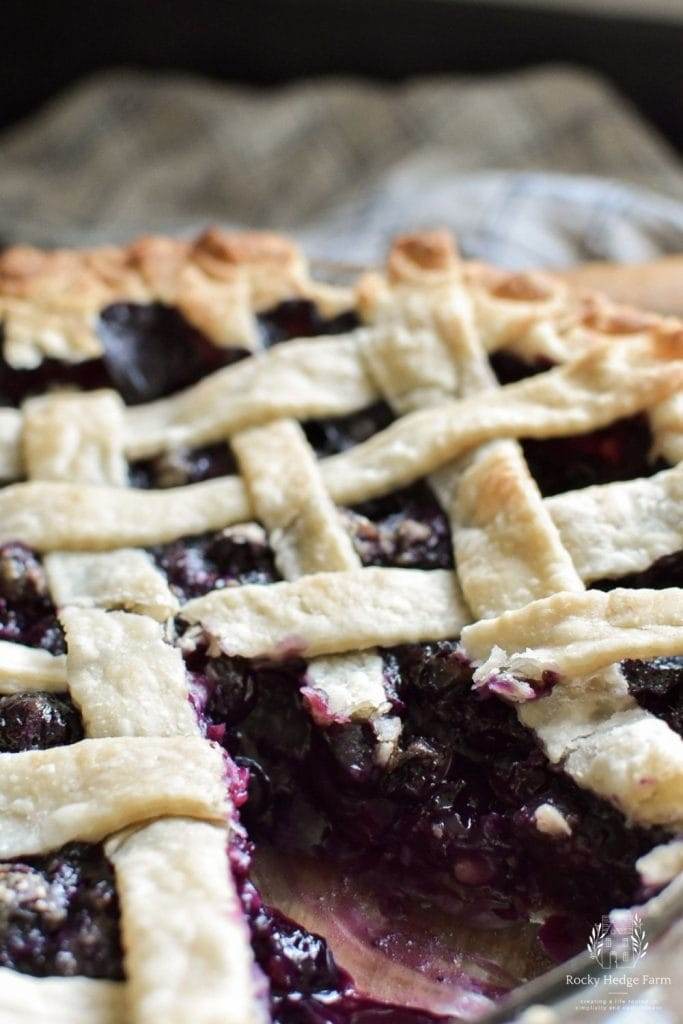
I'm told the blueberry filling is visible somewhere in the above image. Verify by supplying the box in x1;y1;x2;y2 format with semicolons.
0;542;64;654
0;648;675;1012
148;479;451;603
97;303;248;405
258;300;360;349
343;483;454;570
0;306;245;409
197;641;667;958
151;525;280;601
521;414;664;497
129;442;237;489
0;843;122;979
490;351;667;495
231;823;442;1023
303;402;395;458
490;352;552;386
622;657;683;736
0;343;110;409
593;549;683;592
0;692;83;752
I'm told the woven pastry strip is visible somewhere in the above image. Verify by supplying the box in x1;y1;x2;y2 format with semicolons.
9;384;264;1024
546;462;683;582
106;818;262;1024
0;478;250;550
322;333;683;504
0;737;228;858
182;567;469;659
60;609;197;737
22;391;127;485
46;550;178;621
124;333;375;458
233;418;390;721
463;588;683;681
0;640;66;692
0;969;123;1024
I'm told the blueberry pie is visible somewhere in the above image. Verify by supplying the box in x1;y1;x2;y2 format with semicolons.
0;228;681;1023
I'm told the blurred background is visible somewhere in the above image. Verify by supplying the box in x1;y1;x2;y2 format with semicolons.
2;0;683;265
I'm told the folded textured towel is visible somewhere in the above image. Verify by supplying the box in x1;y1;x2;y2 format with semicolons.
1;65;682;266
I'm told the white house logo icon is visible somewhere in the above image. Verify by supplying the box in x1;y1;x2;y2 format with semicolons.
587;914;648;969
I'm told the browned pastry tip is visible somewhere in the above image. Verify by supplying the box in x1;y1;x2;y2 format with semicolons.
487;270;555;303
193;227;301;267
387;228;460;283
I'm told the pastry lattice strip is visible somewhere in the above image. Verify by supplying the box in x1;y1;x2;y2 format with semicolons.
0;392;264;1023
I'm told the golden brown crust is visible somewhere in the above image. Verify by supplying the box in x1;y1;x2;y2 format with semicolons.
356;229;464;323
462;257;683;370
0;228;352;367
387;228;460;282
0;229;300;296
192;226;301;270
1;224;677;373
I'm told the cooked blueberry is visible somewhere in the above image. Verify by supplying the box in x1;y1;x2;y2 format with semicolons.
0;693;84;752
249;898;340;992
521;414;663;496
382;738;451;800
258;299;359;348
0;326;109;407
621;656;683;735
130;442;237;488
325;723;377;786
392;641;468;697
234;668;311;764
152;525;278;601
593;550;683;592
0;843;122;979
206;658;256;725
303;401;394;457
0;543;65;655
97;302;247;404
0;543;47;603
344;483;453;570
153;539;218;599
490;351;552;385
205;527;276;582
234;756;271;820
0;613;66;655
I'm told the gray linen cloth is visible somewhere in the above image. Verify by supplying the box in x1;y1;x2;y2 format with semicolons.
1;65;683;266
